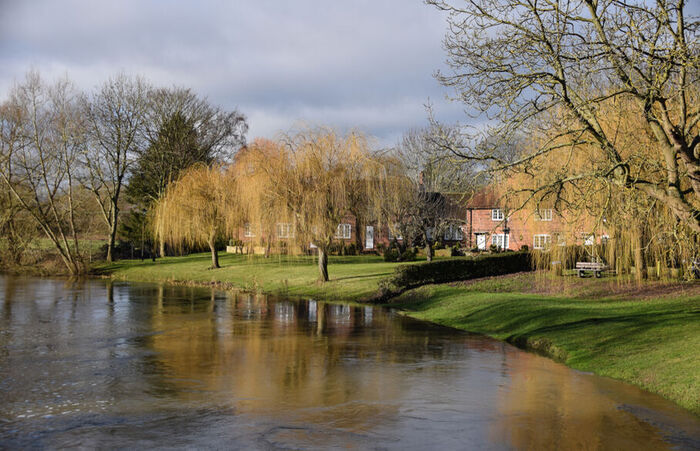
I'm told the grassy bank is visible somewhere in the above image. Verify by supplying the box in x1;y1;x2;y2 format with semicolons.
390;273;700;416
96;252;403;301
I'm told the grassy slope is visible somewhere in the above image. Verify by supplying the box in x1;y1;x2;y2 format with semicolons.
391;274;700;415
97;252;402;301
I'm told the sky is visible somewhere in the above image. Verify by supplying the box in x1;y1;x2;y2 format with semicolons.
0;0;464;148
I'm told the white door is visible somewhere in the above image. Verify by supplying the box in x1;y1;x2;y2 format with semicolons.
476;234;486;250
365;226;374;249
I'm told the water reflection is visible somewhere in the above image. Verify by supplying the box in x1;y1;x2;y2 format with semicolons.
0;275;697;450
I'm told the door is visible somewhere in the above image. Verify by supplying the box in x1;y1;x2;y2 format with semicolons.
476;234;486;250
365;226;374;249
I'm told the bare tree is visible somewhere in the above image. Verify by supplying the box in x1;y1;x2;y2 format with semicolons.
428;0;700;232
82;74;149;262
0;72;85;274
388;126;477;261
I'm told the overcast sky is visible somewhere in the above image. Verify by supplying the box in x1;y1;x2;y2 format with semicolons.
0;0;464;147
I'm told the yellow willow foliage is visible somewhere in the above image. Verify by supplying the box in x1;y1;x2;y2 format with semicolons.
235;129;386;256
153;164;241;256
504;97;699;280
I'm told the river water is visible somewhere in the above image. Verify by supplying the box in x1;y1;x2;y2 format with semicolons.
0;275;698;450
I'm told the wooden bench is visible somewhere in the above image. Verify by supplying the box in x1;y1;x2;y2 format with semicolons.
575;262;608;278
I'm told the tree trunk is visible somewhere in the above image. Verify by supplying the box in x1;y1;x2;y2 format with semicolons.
634;231;645;281
354;218;363;250
318;247;329;282
426;243;434;262
208;234;220;269
159;238;166;258
106;206;119;263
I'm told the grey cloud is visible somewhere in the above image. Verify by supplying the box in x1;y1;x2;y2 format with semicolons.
0;0;463;145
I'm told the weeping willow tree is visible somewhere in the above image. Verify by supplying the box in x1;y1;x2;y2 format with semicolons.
503;96;699;280
153;164;241;269
237;129;385;282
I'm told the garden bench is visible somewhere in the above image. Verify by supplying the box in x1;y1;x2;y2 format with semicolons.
576;261;608;278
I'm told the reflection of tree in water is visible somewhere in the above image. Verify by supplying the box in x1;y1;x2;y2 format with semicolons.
139;288;480;430
490;349;679;450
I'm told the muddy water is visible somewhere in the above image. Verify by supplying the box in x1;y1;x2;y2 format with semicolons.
0;275;698;449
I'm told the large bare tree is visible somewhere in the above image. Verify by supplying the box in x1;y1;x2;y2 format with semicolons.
428;0;700;232
388;125;478;261
0;73;85;274
82;74;149;262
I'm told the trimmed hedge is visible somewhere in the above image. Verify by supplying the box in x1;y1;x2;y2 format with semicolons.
381;251;532;293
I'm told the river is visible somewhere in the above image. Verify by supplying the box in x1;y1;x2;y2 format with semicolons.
0;275;698;449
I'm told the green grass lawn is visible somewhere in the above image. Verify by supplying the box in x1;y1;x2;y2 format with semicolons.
391;276;700;416
96;252;405;301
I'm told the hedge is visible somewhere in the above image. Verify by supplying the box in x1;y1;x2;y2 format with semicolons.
380;251;532;293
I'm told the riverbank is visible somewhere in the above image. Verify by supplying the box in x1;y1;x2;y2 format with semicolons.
95;252;401;302
97;254;699;415
390;273;700;416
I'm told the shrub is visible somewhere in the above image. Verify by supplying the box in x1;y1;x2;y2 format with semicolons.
400;247;418;262
450;245;464;257
384;247;400;262
381;251;532;293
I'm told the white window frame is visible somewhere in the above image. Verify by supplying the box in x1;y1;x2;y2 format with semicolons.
443;224;464;241
491;209;504;221
533;234;551;250
335;223;352;239
388;224;403;241
277;223;294;239
244;223;255;238
491;233;509;250
535;208;553;221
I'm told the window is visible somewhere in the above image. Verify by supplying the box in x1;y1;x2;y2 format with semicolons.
491;209;504;221
552;232;566;246
535;208;553;221
443;224;464;241
533;234;551;249
277;223;294;238
335;223;351;239
491;233;509;250
426;227;434;241
601;235;610;245
244;223;255;237
388;225;403;241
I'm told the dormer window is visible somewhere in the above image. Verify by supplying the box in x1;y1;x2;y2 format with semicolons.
491;209;504;221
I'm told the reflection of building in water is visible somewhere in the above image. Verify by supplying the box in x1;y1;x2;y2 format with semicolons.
274;302;295;325
308;300;317;323
363;306;373;326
